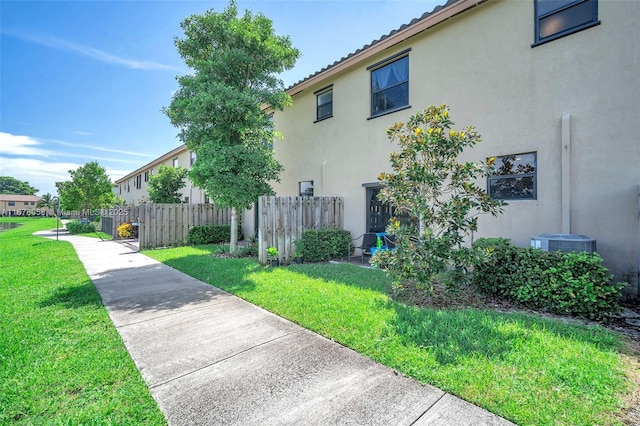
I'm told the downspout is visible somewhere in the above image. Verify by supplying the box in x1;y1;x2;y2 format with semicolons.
561;114;571;233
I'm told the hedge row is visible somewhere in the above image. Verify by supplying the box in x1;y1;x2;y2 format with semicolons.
472;238;626;320
187;224;243;245
65;220;97;234
296;228;352;262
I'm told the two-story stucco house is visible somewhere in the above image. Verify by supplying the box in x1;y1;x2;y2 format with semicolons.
115;145;209;206
270;0;640;294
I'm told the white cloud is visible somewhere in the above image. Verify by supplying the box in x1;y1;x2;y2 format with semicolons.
0;132;52;156
0;156;80;196
4;30;179;71
0;132;154;195
46;138;158;158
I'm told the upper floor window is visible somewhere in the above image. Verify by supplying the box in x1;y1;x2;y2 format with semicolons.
369;53;409;117
173;157;179;168
315;86;333;122
190;151;196;166
534;0;599;45
144;171;149;182
488;152;537;200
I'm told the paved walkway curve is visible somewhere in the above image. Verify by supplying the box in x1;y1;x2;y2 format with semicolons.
36;230;514;426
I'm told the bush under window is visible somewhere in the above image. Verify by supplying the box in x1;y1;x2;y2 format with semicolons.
472;238;626;320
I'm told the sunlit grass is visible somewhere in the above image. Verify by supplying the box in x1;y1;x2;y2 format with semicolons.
146;244;632;426
0;217;165;425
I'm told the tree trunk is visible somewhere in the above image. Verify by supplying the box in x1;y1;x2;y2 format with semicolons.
230;206;238;253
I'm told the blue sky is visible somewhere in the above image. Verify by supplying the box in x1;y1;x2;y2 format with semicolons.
1;0;442;196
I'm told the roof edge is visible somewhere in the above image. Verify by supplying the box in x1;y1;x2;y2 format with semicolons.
286;0;486;95
114;144;187;184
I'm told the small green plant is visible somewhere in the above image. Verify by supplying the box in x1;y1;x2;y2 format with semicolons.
267;246;279;258
235;237;258;258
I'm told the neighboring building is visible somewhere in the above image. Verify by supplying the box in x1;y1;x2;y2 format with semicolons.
271;0;640;294
0;194;43;216
115;145;207;206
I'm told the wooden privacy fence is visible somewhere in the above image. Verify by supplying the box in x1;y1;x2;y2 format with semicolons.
138;203;232;249
258;196;344;264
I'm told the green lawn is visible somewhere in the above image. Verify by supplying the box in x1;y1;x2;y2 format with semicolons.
145;244;634;426
0;217;165;425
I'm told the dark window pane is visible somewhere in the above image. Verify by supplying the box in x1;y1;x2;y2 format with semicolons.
318;103;332;119
371;56;409;91
489;176;535;200
537;0;577;16
317;91;332;106
538;0;596;40
372;82;409;114
494;153;536;176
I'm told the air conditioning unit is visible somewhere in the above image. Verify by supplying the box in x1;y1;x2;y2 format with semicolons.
530;233;597;253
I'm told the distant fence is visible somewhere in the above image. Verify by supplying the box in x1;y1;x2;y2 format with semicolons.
258;196;344;264
138;203;232;249
66;206;139;237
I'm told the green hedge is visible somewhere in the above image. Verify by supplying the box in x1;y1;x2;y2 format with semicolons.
65;220;97;234
297;228;352;262
187;224;243;245
472;238;626;320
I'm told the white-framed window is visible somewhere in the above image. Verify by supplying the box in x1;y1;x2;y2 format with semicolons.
488;152;537;200
369;51;410;118
190;151;196;166
173;158;179;168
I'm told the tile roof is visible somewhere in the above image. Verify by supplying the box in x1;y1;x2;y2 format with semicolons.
286;0;463;91
0;194;42;202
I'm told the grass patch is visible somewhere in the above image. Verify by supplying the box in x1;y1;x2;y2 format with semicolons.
145;245;633;426
0;217;165;425
75;231;113;240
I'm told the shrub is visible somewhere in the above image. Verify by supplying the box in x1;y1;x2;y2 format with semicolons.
374;105;504;294
117;222;134;239
472;239;626;320
187;224;243;245
235;238;258;258
66;220;97;234
297;228;352;262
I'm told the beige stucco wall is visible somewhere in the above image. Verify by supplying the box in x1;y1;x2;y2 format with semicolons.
116;148;208;206
273;0;640;293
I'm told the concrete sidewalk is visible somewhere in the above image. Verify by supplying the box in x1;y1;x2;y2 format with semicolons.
38;230;514;426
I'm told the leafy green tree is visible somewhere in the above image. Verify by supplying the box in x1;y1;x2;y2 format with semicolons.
164;0;299;252
55;161;117;211
147;164;188;203
37;193;58;214
373;105;504;294
0;176;38;195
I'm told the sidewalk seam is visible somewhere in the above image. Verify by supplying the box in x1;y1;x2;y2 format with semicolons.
409;392;446;425
149;329;305;390
111;299;231;328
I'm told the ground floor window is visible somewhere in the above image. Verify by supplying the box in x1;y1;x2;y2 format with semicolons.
299;180;314;197
488;152;537;200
